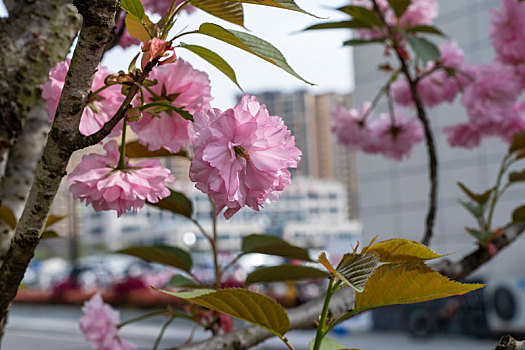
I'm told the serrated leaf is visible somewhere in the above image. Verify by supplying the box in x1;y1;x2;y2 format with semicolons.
245;265;328;285
125;14;152;42
309;337;347;350
166;275;200;288
512;205;525;224
337;5;382;27
242;234;312;261
41;230;60;239
387;0;411;18
230;0;318;17
457;182;492;206
141;102;194;121
147;189;193;219
304;20;371;31
406;36;440;63
45;215;66;228
118;245;192;272
405;25;445;37
197;23;313;85
510;130;525;153
0;206;16;230
158;288;290;336
125;141;187;158
192;0;244;27
121;0;145;19
459;200;484;219
343;38;386;46
318;252;379;293
367;239;445;263
509;170;525;183
355;263;484;311
179;43;242;90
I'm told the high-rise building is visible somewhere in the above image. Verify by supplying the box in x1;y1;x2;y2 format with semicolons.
353;0;525;276
254;91;359;219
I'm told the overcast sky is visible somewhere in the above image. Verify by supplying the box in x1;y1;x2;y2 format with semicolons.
1;1;354;110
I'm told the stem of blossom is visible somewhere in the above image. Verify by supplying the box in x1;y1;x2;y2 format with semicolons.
162;0;194;39
386;87;397;128
361;71;399;122
153;315;177;350
371;0;439;246
118;310;167;329
486;154;513;230
221;252;245;277
117;119;127;170
312;275;335;350
279;336;296;350
87;84;111;103
209;197;221;288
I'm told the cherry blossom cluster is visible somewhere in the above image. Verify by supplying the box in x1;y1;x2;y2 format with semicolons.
80;293;136;350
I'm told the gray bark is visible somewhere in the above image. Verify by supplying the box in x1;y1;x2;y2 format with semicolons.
0;101;50;256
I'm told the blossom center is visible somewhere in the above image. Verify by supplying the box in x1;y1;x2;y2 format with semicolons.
233;145;250;160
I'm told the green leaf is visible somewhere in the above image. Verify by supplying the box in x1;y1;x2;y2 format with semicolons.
242;234;312;261
355;263;484;311
406;36;440;63
121;0;145;19
118;245;192;272
387;0;411;18
512;205;525;224
147;189;193;219
459;200;484;219
337;5;382;27
197;23;313;85
140;102;194;121
179;43;242;90
318;252;379;293
308;337;347;350
304;20;371;31
245;265;328;285
405;25;445;37
457;182;492;206
229;0;318;17
466;229;494;244
0;206;16;230
509;170;525;183
191;0;244;27
510;130;525;153
125;14;152;42
343;38;386;46
158;288;290;336
166;275;200;288
41;230;60;239
367;238;445;263
125;141;187;158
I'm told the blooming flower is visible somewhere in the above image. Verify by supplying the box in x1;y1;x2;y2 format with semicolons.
130;59;212;152
443;123;481;149
80;293;137;350
368;112;424;160
190;94;301;219
490;0;525;66
330;102;376;151
68;140;174;217
41;59;125;136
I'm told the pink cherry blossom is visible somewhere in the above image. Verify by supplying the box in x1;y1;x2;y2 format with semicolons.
368;112;424;160
461;62;522;121
190;94;301;219
68;140;174;217
41;59;125;136
142;0;196;16
443;123;481;149
130;59;212;153
490;0;525;66
330;102;376;151
80;293;137;350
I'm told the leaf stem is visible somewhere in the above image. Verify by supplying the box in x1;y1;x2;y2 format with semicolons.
117;119;128;170
312;275;335;350
486;154;513;230
118;310;166;329
279;335;296;350
209;197;221;288
153;315;176;350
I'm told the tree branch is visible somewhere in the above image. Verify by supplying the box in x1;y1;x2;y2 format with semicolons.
0;0;119;341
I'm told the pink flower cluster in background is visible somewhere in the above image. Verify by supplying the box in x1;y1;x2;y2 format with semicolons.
68;141;174;217
41;59;125;136
80;293;136;350
190;94;301;219
331;103;423;160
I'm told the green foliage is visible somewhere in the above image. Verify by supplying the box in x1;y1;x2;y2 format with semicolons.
231;0;317;17
367;238;445;263
125;14;153;41
166;275;200;288
405;35;440;63
147;189;193;219
121;0;145;19
457;182;492;206
158;288;290;336
387;0;411;18
41;230;60;239
304;21;371;31
337;5;382;28
466;229;495;244
191;0;245;27
405;25;445;37
308;337;347;350
0;206;16;230
509;169;525;183
318;252;379;293
245;265;328;285
179;43;242;90
512;205;525;224
197;23;313;85
343;38;386;46
118;245;193;272
242;234;312;261
510;130;525;153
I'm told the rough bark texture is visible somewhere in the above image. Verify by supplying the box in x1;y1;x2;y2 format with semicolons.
0;0;80;206
170;288;356;350
0;0;119;341
0;101;50;256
